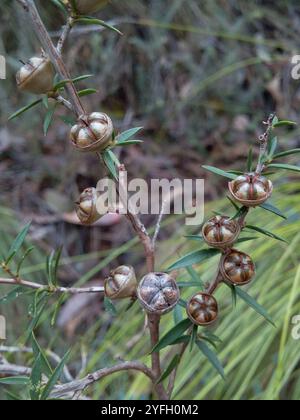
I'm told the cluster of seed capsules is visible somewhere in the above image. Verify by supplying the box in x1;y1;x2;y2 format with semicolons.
15;21;274;326
186;172;273;327
98;172;273;324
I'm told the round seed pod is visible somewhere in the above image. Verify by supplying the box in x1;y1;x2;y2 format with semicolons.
221;250;256;286
70;113;114;153
229;172;273;207
202;215;241;249
104;266;137;300
64;0;108;14
75;187;103;225
186;293;218;327
137;273;180;315
16;56;55;94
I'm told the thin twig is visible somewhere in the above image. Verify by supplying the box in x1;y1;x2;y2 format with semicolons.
54;94;75;113
57;17;74;55
18;0;84;117
152;199;167;248
256;113;274;174
0;277;104;294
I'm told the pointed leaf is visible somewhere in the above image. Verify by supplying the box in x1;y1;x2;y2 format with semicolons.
77;88;97;97
268;163;300;173
273;120;297;128
115;127;143;143
246;225;288;243
273;148;300;159
196;340;225;380
8;100;42;121
202;165;237;180
151;319;192;353
259;202;287;220
167;248;219;271
74;17;123;35
40;349;71;400
6;222;31;262
32;333;53;378
234;286;275;326
157;354;180;384
43;105;57;136
0;377;29;385
102;150;119;181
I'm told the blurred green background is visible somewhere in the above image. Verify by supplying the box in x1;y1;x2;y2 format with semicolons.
0;0;300;400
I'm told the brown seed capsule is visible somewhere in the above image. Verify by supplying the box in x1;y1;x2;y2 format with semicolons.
105;266;137;300
64;0;108;14
220;250;256;286
229;172;273;207
186;293;218;327
137;273;180;315
16;56;55;94
70;113;114;153
75;187;103;225
202;215;241;249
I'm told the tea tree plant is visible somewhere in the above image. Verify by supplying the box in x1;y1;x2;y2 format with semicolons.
0;0;299;400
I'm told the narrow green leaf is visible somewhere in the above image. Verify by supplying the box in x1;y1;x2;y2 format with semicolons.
227;195;239;211
196;340;225;380
74;17;123;35
157;354;180;384
259;202;287;220
54;74;94;90
190;325;198;352
273;120;297;128
6;222;31;263
272;115;279;126
246;225;288;243
24;297;48;344
32;333;53;378
60;115;76;126
0;377;29;385
78;88;97;97
173;304;183;325
115;127;143;143
202;165;237;180
30;354;43;400
234;286;275;326
115;140;144;147
51;293;67;326
43;105;57;136
8;99;42;121
151;319;192;353
104;296;117;316
247;148;253;171
167;249;220;271
102;150;119;180
236;237;258;244
268;163;300;173
50;0;67;14
42;95;49;109
0;287;28;305
72;74;93;83
273;148;300;159
186;266;205;290
170;335;191;346
40;350;71;400
184;235;203;242
17;246;35;277
231;206;248;220
267;137;278;158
